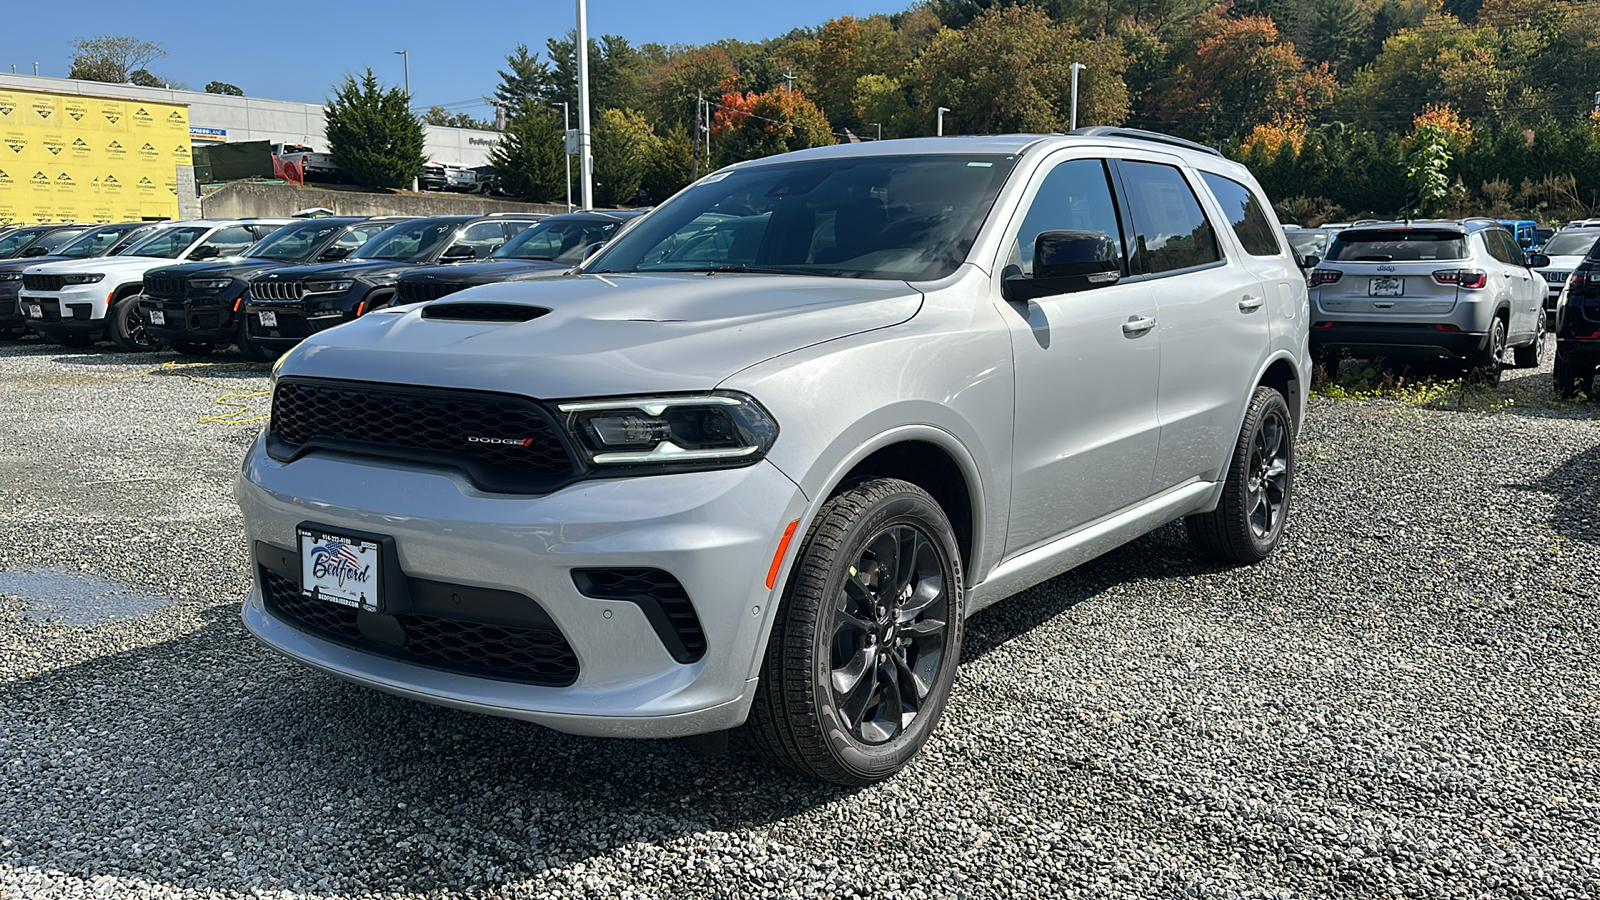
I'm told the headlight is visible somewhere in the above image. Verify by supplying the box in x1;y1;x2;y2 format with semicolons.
557;393;778;467
62;273;104;285
189;278;233;290
0;272;20;281
303;279;353;294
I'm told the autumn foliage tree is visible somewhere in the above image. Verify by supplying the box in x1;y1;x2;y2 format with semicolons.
711;88;834;166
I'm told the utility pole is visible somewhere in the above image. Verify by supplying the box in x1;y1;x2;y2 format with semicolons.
576;0;594;210
554;102;573;213
936;107;950;137
782;70;796;92
396;50;416;191
692;93;702;181
870;122;882;142
32;62;38;76
1070;63;1086;130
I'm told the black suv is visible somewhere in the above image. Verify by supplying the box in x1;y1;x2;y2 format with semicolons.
140;217;407;358
395;210;642;303
1553;242;1600;397
0;221;156;338
0;223;93;261
242;214;542;357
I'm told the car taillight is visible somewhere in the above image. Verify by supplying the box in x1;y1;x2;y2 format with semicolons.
1309;269;1341;286
1433;269;1488;289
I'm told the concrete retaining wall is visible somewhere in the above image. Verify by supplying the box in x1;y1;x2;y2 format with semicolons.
199;181;569;219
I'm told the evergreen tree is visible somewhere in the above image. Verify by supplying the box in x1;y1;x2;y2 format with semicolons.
324;69;427;190
641;124;695;203
495;44;553;107
593;108;657;206
488;100;567;202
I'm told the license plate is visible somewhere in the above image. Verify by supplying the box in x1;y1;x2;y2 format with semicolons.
147;309;165;325
298;527;382;612
26;304;42;318
258;310;278;327
1369;277;1404;297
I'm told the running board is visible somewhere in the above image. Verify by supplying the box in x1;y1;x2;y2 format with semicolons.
965;480;1217;614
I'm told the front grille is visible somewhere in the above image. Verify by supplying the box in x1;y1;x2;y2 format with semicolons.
1542;270;1570;284
397;281;468;304
250;280;307;301
268;378;576;493
144;274;187;298
261;569;579;686
192;312;220;330
573;568;706;663
421;302;547;323
248;311;312;338
22;273;67;292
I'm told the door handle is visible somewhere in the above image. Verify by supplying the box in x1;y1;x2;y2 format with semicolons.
1239;295;1265;311
1122;316;1156;335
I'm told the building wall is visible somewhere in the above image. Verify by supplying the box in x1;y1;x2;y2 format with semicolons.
0;73;500;169
199;181;566;219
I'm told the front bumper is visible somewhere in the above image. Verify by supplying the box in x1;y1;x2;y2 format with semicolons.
1310;323;1489;360
18;287;108;339
243;303;351;350
236;437;809;737
141;294;241;342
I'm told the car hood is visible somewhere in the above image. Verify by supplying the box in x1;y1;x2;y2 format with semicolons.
401;259;570;285
23;255;178;278
0;255;72;273
148;258;290;281
257;260;420;282
285;273;923;397
1539;255;1588;271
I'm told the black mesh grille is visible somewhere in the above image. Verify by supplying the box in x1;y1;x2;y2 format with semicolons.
397;281;469;304
573;568;706;663
249;311;312;338
192;312;220;329
268;378;576;492
143;274;187;298
421;302;548;323
261;569;579;686
22;273;67;291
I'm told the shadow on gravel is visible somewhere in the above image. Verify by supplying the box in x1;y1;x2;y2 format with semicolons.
1535;442;1600;545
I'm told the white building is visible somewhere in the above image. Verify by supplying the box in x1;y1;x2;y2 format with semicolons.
0;72;499;168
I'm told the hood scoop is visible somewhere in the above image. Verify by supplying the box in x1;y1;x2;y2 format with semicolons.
421;302;550;323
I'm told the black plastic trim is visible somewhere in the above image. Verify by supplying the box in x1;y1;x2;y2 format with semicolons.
572;568;706;663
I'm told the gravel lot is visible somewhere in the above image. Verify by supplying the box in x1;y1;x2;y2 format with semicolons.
1;334;1598;899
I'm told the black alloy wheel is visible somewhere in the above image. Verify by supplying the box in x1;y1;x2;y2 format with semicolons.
1513;311;1547;368
1187;386;1295;563
235;315;273;363
110;294;160;352
1468;317;1507;385
747;478;964;785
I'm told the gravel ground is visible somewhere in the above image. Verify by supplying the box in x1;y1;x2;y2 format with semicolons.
1;334;1598;899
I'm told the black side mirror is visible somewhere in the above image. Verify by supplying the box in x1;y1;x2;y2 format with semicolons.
1003;230;1121;302
318;246;351;262
442;244;476;261
1527;253;1550;268
189;245;220;260
1300;254;1321;269
21;246;49;257
583;241;608;259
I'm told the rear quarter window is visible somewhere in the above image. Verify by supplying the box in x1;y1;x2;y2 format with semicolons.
1199;172;1283;257
1326;230;1467;262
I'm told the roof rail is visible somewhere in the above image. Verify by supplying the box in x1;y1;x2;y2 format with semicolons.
1068;126;1223;158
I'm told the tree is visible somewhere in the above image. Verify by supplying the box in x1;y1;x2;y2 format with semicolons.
910;5;1129;135
324;69;427;190
852;75;916;139
67;35;166;84
642;123;695;203
812;16;914;129
488;100;566;201
1302;0;1371;76
1406;122;1455;215
494;43;552;107
645;47;739;132
1341;12;1511;124
711;87;834;166
205;81;244;96
423;106;492;129
545;33;648;112
593;108;657;207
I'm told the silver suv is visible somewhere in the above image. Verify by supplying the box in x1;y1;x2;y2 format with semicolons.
1308;219;1550;382
237;129;1310;784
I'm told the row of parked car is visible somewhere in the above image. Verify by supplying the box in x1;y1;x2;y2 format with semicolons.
0;210;643;358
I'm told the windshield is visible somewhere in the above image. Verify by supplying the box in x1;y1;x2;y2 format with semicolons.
586;154;1018;280
1326;230;1467;262
1541;232;1600;258
54;223;142;259
247;221;347;262
352;218;469;262
0;227;52;258
494;217;621;263
1286;231;1327;257
123;226;210;259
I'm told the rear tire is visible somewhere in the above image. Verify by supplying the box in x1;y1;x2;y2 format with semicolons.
109;294;160;352
1186;386;1294;564
1512;311;1547;368
1466;317;1507;385
746;478;964;786
235;314;273;363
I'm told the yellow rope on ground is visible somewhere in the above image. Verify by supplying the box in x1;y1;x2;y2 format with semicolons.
152;360;273;425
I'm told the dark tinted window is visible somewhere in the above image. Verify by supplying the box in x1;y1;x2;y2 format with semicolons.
1013;159;1126;276
34;228;88;253
124;226;210;259
1200;172;1282;257
1119;161;1222;274
1486;230;1522;266
0;227;51;258
1541;232;1600;257
247;222;343;262
497;218;620;263
1326;230;1467;262
353;218;473;262
55;223;142;259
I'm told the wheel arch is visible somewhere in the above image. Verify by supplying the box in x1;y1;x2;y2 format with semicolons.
1254;352;1304;432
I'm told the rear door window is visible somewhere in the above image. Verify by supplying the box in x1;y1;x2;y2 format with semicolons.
1199;173;1282;257
1117;161;1222;274
1326;230;1467;262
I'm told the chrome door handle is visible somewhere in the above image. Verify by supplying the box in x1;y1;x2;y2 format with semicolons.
1239;295;1265;311
1122;316;1156;334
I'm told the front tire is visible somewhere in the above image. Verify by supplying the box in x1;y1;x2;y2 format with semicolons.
1186;386;1294;564
235;314;273;363
109;294;160;352
747;478;964;786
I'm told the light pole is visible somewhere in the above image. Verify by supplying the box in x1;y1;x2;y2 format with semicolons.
936;107;950;137
396;50;416;191
575;0;595;210
555;102;573;213
870;122;882;142
1069;62;1086;131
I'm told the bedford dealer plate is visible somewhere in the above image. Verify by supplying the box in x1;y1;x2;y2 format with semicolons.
26;304;41;319
1369;277;1404;297
297;527;382;612
258;310;278;327
148;309;165;325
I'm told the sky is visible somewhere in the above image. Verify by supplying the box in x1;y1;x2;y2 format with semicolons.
0;0;911;117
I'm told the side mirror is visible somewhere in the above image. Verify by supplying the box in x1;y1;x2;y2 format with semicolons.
318;246;351;262
1527;253;1550;268
441;244;476;261
1300;254;1321;269
583;241;608;259
1003;230;1121;302
22;246;49;257
189;245;220;260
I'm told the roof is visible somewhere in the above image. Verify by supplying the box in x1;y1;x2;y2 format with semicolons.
739;129;1227;167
